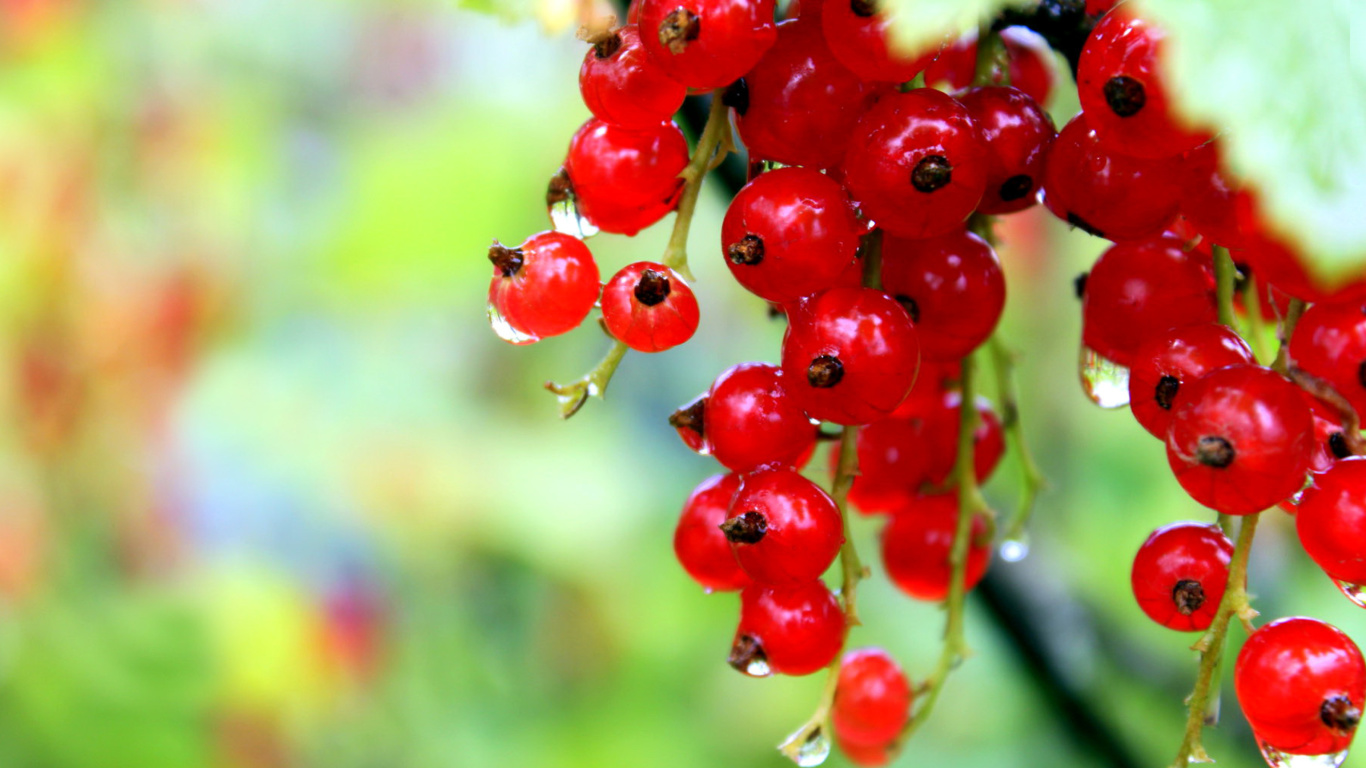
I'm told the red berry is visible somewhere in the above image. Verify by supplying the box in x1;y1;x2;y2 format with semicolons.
1290;298;1366;421
638;0;778;90
487;232;600;343
721;167;861;303
1076;9;1210;159
881;494;991;602
1166;364;1314;515
880;229;1005;361
1180;141;1247;250
579;25;688;130
819;0;941;83
1129;521;1233;632
601;262;699;352
723;468;844;584
922;27;1056;107
841;89;989;239
958;86;1056;215
669;392;709;453
1127;323;1255;439
563;117;689;236
1297;458;1366;587
674;473;750;591
1302;396;1352;477
731;580;844;676
732;17;876;170
1236;617;1365;756
1081;235;1217;368
1042;112;1182;241
832;647;912;746
891;358;962;416
836;738;890;767
705;362;818;472
781;287;920;425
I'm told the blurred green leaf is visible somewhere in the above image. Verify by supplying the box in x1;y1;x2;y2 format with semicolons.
884;0;1030;54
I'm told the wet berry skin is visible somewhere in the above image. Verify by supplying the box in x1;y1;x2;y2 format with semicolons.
721;167;861;304
1129;521;1233;632
487;231;600;342
725;468;844;585
579;24;688;130
563;117;689;237
1297;458;1366;587
841;88;989;240
732;580;844;677
820;0;941;83
705;362;817;473
1128;323;1255;440
1235;617;1366;756
958;86;1056;215
1290;298;1366;421
880;229;1005;361
1166;364;1314;516
600;261;699;352
638;0;778;89
832;647;912;747
881;494;991;602
781;287;920;425
674;473;750;592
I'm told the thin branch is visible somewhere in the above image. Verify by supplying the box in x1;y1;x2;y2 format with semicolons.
989;336;1046;545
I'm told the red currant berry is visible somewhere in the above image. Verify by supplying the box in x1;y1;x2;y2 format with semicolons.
881;229;1005;361
882;494;991;602
579;25;688;130
731;580;844;676
1076;9;1210;159
1042;112;1182;241
1303;396;1353;477
837;738;889;766
722;467;843;584
563;117;689;236
638;0;778;90
732;17;876;170
1236;617;1365;756
781;287;920;425
487;232;600;343
674;473;750;591
1179;141;1247;250
1167;364;1315;515
1297;458;1366;587
721;167;860;303
601;262;699;352
1130;521;1233;632
820;0;941;83
923;27;1056;108
891;358;962;416
832;647;912;746
705;362;818;472
1081;235;1217;368
669;392;709;453
1290;298;1366;421
1127;323;1255;439
957;86;1056;215
841;89;989;239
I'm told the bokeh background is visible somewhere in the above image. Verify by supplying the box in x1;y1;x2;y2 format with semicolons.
0;1;1359;767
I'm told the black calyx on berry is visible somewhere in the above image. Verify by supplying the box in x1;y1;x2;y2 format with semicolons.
1073;271;1088;299
1103;75;1146;118
911;155;953;193
722;78;749;117
1154;375;1180;410
546;166;574;207
728;634;768;676
591;29;624;59
1356;360;1366;389
1330;431;1353;459
634;269;672;306
850;0;878;17
669;396;706;437
488;241;525;277
659;8;701;55
1321;695;1362;734
807;355;845;388
1171;578;1205;615
894;294;920;324
720;511;768;544
727;234;765;265
1196;436;1236;468
999;174;1034;202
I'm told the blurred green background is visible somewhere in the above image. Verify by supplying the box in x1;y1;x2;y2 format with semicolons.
0;1;1359;767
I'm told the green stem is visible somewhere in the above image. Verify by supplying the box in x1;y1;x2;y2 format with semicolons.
971;21;1001;87
861;229;884;291
544;338;628;419
663;92;733;280
1240;274;1272;365
989;336;1045;544
1213;246;1237;329
1272;299;1306;374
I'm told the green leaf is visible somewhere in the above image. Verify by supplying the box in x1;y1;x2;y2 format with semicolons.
1137;0;1366;283
883;0;1031;55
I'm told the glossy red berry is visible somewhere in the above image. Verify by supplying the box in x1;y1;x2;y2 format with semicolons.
1290;298;1366;421
882;494;991;602
1303;396;1353;477
922;27;1056;107
841;89;989;239
674;473;750;592
1130;522;1233;632
705;362;818;473
579;25;688;130
638;0;778;89
1180;141;1247;250
1297;458;1366;587
721;167;861;303
832;648;912;747
1235;617;1365;756
731;580;844;677
601;262;698;352
1167;364;1314;515
1042;112;1182;241
1077;9;1210;159
723;468;843;584
958;86;1056;215
820;0;941;83
563;117;689;237
880;229;1005;361
781;287;919;425
732;17;876;170
487;232;600;343
1127;323;1255;439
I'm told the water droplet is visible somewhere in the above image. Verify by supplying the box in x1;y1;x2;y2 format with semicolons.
1333;579;1366;608
1000;536;1030;562
548;191;599;239
778;726;830;767
1079;345;1130;408
743;654;771;677
487;303;539;345
1255;736;1348;768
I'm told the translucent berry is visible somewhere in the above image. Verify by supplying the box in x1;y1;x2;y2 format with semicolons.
1297;458;1366;587
674;473;750;592
832;648;912;747
820;0;942;83
881;494;991;602
1130;521;1233;632
958;86;1056;215
579;24;688;129
487;232;600;343
601;261;699;352
880;229;1005;361
638;0;778;89
722;467;843;584
563;117;689;236
731;580;844;676
705;362;818;473
1128;323;1255;439
1290;298;1366;421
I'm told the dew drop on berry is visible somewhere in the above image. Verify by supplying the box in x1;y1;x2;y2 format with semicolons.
1080;344;1131;408
547;181;601;239
1254;736;1349;768
999;535;1030;563
778;726;831;767
1332;579;1366;610
486;303;540;345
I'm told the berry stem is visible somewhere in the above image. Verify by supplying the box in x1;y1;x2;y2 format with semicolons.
1239;272;1272;365
543;338;629;418
664;92;735;282
860;229;884;291
989;336;1046;545
1272;299;1306;374
972;20;1002;88
1213;245;1237;329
